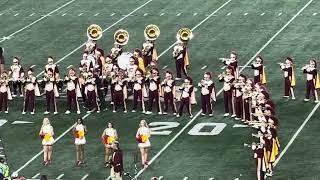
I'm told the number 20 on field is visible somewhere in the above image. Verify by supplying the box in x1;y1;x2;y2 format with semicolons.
149;122;227;136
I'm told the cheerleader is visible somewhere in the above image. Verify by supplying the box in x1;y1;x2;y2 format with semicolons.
42;68;59;115
132;69;146;113
177;76;195;118
161;71;177;115
101;122;118;167
279;57;295;99
39;118;54;166
8;57;24;97
0;71;12;113
198;72;216;116
112;71;127;113
73;118;87;166
136;120;151;168
218;66;235;117
22;68;40;115
302;58;319;102
64;68;81;114
145;68;162;115
251;55;266;85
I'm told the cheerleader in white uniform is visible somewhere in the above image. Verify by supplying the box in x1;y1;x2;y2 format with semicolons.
136;120;151;168
101;122;118;167
73;118;87;166
39;117;54;166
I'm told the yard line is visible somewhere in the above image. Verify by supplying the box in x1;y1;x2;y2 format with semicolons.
135;0;314;178
183;177;188;180
201;65;207;70
0;0;77;43
273;102;320;167
67;65;73;69
110;13;115;16
31;173;40;179
56;174;64;179
81;174;90;180
209;178;214;180
14;0;152;173
36;0;153;78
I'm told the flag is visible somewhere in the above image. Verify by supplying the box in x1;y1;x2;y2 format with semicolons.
290;67;296;87
261;67;267;84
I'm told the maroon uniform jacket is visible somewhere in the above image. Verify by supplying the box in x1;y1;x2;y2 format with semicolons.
111;150;123;173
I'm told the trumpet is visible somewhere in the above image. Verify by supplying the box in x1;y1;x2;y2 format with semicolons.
301;64;309;70
87;24;103;41
114;29;129;46
243;142;262;148
219;58;230;62
232;80;245;88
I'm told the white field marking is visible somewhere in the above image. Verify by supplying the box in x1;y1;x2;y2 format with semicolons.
227;12;231;16
201;65;207;69
14;13;19;16
162;65;168;69
94;13;99;16
233;124;248;128
260;12;265;16
29;13;35;16
134;2;232;178
313;12;317;16
158;176;163;180
61;13;66;16
234;178;239;180
15;2;152;173
209;178;215;180
30;65;36;68
56;174;64;179
81;174;89;180
244;12;248;16
193;13;198;16
157;0;232;59
160;12;165;16
221;65;226;69
183;177;188;180
12;121;34;124
144;13;148;16
273;102;320;167
135;0;314;178
35;0;152;78
110;13;115;16
0;119;7;127
31;173;40;179
0;0;77;43
0;13;3;16
278;12;282;16
78;13;83;16
67;64;73;68
176;13;181;16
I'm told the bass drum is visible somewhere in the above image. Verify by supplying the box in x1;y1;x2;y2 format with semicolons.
117;52;133;70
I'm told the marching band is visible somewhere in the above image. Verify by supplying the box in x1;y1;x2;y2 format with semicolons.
1;23;318;180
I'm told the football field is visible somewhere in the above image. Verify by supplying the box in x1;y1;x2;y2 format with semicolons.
1;0;320;179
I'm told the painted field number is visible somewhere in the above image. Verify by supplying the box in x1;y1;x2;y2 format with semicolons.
149;122;180;135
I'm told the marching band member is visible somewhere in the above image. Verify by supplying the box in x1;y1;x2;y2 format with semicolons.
221;51;239;79
302;58;319;102
0;71;12;113
234;74;246;120
177;76;196;118
39;118;54;166
73;118;87;166
42;68;59;115
252;143;267;180
251;55;267;85
142;40;157;67
242;78;254;122
279;57;296;99
218;66;235;117
64;68;81;114
95;48;105;75
198;72;216;116
173;42;189;80
22;68;40;115
107;44;123;65
45;56;60;80
101;122;118;167
112;71;127;113
110;65;120;105
132;69;146;113
0;47;4;75
126;56;138;89
133;48;146;75
80;52;94;73
102;56;114;97
136;120;151;168
161;71;177;115
84;70;100;113
84;40;97;56
145;67;162;115
8;57;24;97
110;141;123;180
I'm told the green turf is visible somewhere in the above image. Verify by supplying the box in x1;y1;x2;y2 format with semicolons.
1;0;320;179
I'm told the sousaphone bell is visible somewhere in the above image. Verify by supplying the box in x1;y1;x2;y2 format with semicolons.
114;29;129;46
87;24;103;41
176;28;193;43
144;24;160;41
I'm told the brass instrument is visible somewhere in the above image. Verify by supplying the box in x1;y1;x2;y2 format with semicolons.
144;24;160;41
87;24;103;41
176;28;193;43
243;142;262;148
114;29;129;46
301;64;309;70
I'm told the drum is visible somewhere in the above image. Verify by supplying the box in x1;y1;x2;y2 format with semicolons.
117;52;133;70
